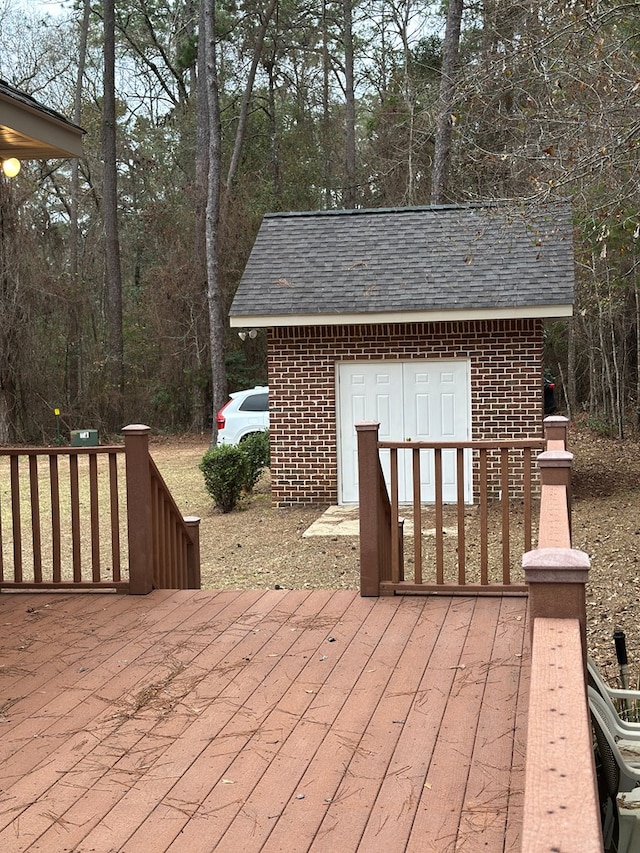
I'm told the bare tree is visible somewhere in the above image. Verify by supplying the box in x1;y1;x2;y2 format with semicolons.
68;0;91;410
103;0;124;427
431;0;463;203
221;0;278;220
343;0;357;208
201;0;227;444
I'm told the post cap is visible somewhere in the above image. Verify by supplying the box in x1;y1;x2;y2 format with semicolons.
537;449;573;467
121;424;151;435
523;547;590;583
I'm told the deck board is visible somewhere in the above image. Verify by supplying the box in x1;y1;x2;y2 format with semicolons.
0;589;529;852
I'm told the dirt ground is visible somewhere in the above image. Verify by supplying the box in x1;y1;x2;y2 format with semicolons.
150;422;640;681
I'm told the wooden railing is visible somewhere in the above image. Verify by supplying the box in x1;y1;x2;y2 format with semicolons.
0;424;200;593
522;416;603;852
356;421;545;596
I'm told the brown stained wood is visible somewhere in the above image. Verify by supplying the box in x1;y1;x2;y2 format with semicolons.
148;454;198;589
0;591;261;801
0;590;529;852
501;448;510;584
49;455;62;583
0;485;3;581
381;439;545;451
260;597;450;853
28;455;42;583
166;501;173;587
313;595;470;853
390;447;400;583
365;438;543;595
151;476;160;585
69;454;81;582
10;454;22;582
171;507;179;586
456;596;529;850
537;485;571;549
357;422;392;594
178;530;187;588
51;589;340;853
123;427;154;595
505;611;530;853
435;448;444;584
1;445;124;457
109;452;121;581
480;448;488;585
412;447;422;584
156;489;164;587
89;452;100;582
456;447;465;584
406;596;503;850
0;580;129;591
379;582;528;596
522;618;602;853
523;447;533;553
215;597;428;853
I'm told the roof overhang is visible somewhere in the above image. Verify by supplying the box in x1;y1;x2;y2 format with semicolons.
229;304;574;328
0;88;84;159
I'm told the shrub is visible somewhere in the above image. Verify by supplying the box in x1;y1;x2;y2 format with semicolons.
239;430;270;492
199;445;249;513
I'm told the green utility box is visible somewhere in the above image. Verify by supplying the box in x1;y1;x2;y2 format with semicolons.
70;429;99;447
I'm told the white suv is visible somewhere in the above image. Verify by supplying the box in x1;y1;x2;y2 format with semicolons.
216;386;269;445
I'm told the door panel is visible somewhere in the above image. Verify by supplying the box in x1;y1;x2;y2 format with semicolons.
338;360;471;504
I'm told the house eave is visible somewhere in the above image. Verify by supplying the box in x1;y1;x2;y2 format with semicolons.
0;92;84;159
229;304;574;328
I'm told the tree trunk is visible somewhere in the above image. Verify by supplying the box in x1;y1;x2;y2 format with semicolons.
202;0;228;445
68;0;91;411
265;57;281;203
192;0;210;434
343;0;356;208
103;0;125;429
0;176;19;442
322;0;332;208
567;316;576;421
221;0;278;220
431;0;464;204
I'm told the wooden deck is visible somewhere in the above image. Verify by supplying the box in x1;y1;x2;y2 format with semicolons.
0;589;529;852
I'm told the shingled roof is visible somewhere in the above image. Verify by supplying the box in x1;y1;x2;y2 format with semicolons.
229;203;574;327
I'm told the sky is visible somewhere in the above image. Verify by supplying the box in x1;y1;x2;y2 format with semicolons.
18;0;67;16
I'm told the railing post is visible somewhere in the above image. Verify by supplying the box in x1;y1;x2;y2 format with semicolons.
357;421;382;597
122;424;154;595
537;447;573;540
184;516;201;589
524;548;591;664
543;414;570;446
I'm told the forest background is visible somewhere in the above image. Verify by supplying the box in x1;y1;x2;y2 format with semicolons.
0;0;639;444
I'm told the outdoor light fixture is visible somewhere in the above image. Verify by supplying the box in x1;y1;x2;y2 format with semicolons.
238;329;259;341
1;158;21;178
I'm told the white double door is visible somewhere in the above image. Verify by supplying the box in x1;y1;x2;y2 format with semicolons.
338;360;471;504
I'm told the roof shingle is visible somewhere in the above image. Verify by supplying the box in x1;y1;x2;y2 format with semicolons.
230;203;574;324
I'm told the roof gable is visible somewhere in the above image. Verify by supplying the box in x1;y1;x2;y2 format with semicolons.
230;203;574;327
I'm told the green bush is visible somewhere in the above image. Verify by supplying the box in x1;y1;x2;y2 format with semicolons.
240;430;270;492
199;445;249;513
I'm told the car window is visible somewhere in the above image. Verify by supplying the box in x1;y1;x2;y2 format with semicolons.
239;392;268;412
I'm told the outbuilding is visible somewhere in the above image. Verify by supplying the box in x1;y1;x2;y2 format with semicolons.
230;204;574;506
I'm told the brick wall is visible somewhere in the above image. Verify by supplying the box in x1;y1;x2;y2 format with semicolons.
267;319;544;506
